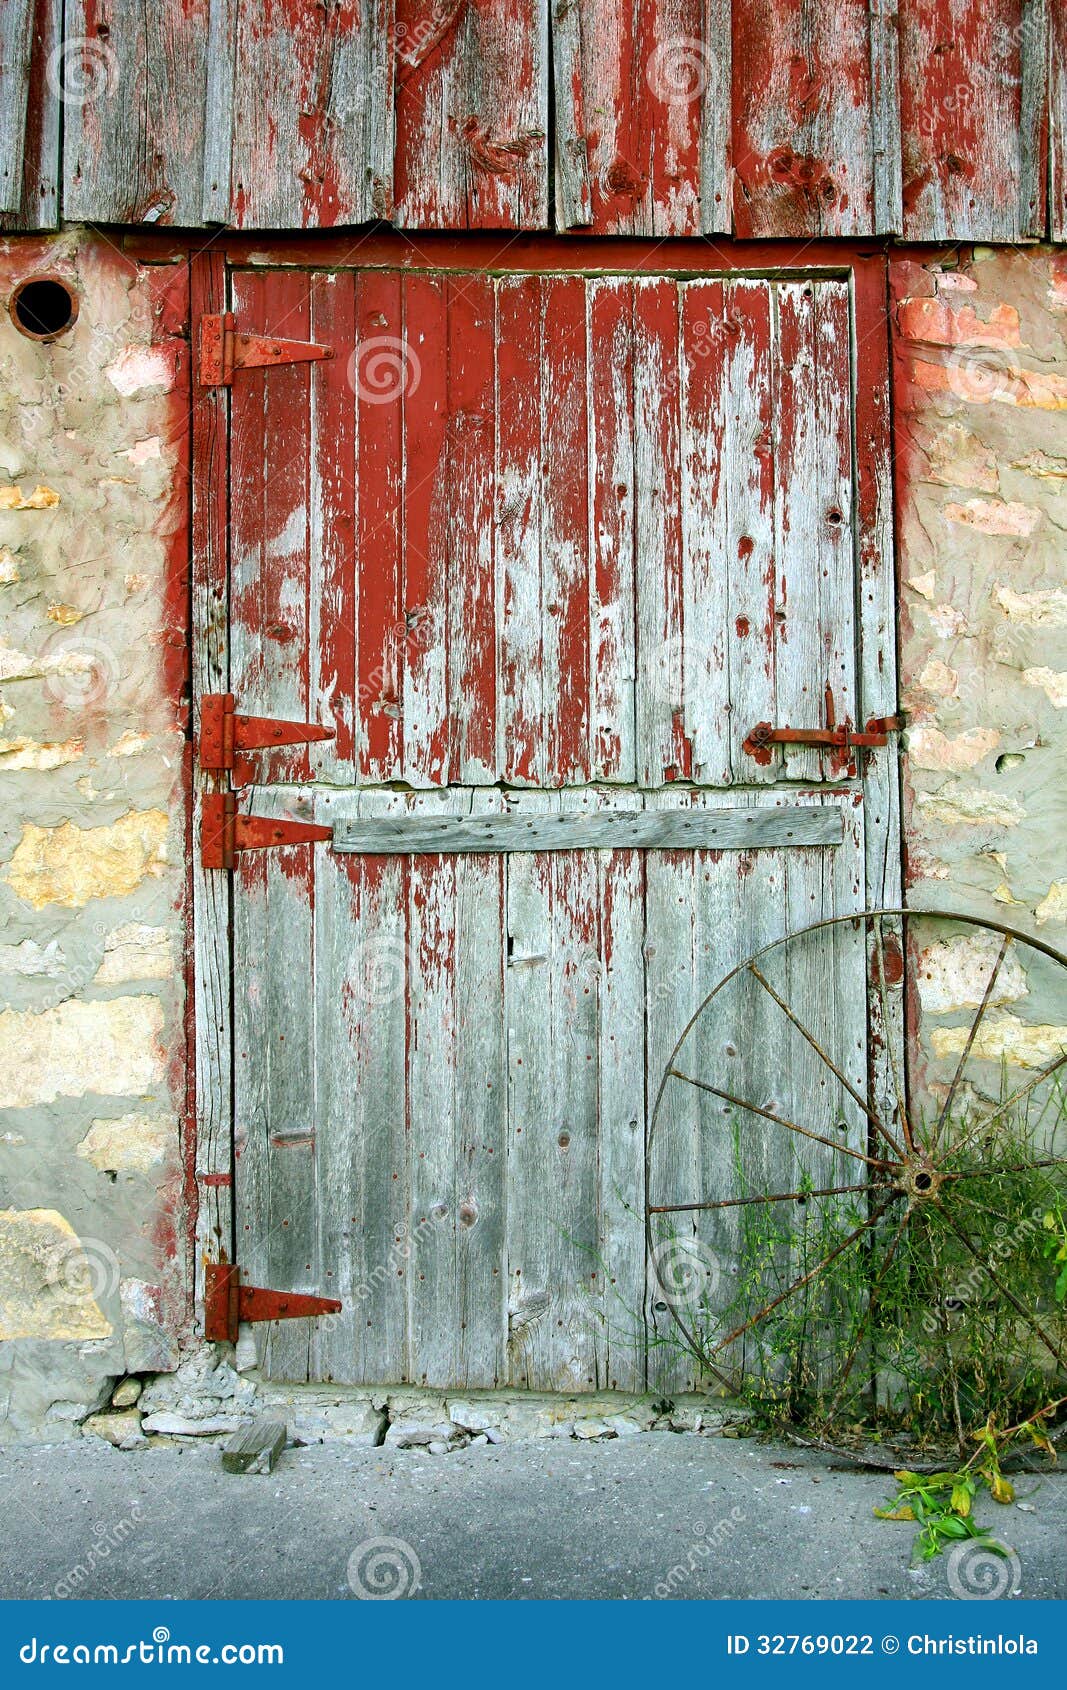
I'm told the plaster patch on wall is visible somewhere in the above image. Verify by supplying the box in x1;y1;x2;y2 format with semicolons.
917;934;1028;1014
994;585;1067;626
3;810;169;910
94;922;171;984
931;1014;1067;1069
944;498;1040;536
1021;667;1067;708
0;994;165;1109
77;1113;173;1173
914;788;1024;828
103;346;174;397
0;1209;112;1340
907;727;1000;772
1036;883;1067;927
0;738;84;771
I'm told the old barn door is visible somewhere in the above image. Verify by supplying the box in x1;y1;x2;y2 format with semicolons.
210;254;896;1391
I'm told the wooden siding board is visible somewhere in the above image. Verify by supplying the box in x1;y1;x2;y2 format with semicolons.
64;0;209;224
495;275;545;785
554;0;730;235
899;0;1042;241
1054;0;1067;240
541;275;592;785
680;281;731;785
0;0;36;215
309;274;357;783
223;0;395;228
731;0;889;238
394;0;548;229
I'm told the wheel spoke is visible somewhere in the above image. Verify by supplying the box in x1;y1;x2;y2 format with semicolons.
871;912;914;1152
936;1207;1067;1373
942;1155;1067;1184
667;1069;897;1171
707;1196;897;1358
823;1205;913;1422
649;1181;887;1215
932;933;1011;1151
945;1052;1067;1163
747;963;907;1162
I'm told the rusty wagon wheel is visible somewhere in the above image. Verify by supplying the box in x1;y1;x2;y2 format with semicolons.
645;909;1067;1454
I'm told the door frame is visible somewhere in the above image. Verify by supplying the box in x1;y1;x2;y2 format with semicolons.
188;233;900;1334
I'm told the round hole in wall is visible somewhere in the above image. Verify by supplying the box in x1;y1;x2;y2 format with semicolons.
9;275;79;342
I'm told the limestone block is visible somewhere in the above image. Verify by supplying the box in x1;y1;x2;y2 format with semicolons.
0;997;165;1108
3;810;168;910
0;1209;112;1339
77;1113;173;1173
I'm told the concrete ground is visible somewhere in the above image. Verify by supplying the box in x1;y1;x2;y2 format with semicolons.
0;1434;1063;1602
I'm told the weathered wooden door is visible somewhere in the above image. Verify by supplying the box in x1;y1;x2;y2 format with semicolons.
210;251;897;1391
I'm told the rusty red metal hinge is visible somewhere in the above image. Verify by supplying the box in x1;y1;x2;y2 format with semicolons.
199;311;333;387
204;1260;342;1344
744;713;905;763
200;692;335;773
201;791;332;870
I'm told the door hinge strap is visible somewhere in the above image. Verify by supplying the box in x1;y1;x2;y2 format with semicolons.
201;792;332;870
200;692;335;772
199;311;334;387
204;1261;342;1343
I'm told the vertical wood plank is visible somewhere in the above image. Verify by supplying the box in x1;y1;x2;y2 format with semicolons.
732;0;888;237
541;275;591;785
228;269;313;783
401;271;451;787
633;277;688;786
1053;0;1067;239
899;0;1044;241
191;249;232;1305
309;271;357;784
224;0;395;227
679;280;731;786
594;792;646;1393
64;0;209;224
553;0;730;234
447;274;497;785
454;789;508;1387
394;0;548;229
870;0;904;235
0;0;35;215
773;280;856;782
587;278;637;784
495;275;544;785
724;279;778;783
354;270;405;783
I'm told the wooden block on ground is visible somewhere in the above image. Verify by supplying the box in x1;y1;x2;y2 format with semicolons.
221;1419;287;1474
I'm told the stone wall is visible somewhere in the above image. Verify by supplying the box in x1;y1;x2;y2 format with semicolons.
0;233;190;1438
892;247;1067;1059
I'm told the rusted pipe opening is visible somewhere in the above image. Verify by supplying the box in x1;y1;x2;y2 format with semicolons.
9;275;79;341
